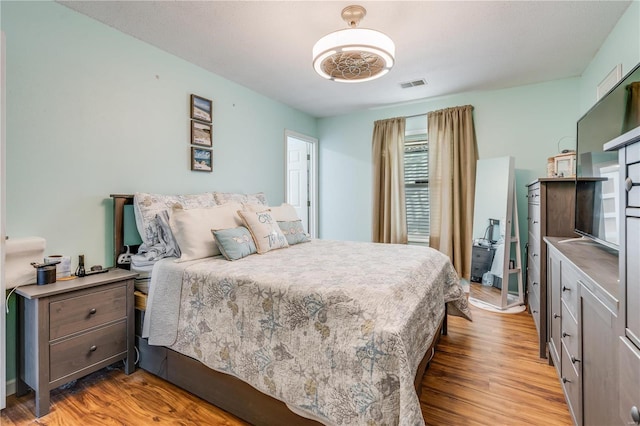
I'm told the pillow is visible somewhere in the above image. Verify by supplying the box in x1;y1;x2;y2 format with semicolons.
277;220;311;245
156;210;181;258
133;192;217;251
211;227;257;261
214;192;268;206
169;202;243;262
238;209;289;254
245;202;299;222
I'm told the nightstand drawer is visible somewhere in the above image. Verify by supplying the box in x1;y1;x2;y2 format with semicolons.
49;320;127;382
50;286;127;340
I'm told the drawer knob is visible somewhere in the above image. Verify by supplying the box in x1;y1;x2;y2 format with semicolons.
562;286;571;292
631;406;640;424
553;313;561;319
89;308;97;315
532;310;538;314
89;345;97;353
532;220;539;224
561;377;571;384
532;281;538;286
626;177;634;193
571;356;581;364
562;332;571;337
533;253;538;257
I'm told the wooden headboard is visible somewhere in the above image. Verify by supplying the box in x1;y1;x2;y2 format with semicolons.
110;194;138;269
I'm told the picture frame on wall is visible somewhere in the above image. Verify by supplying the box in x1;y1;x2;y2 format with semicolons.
553;152;575;178
191;120;212;147
191;147;212;172
190;94;212;123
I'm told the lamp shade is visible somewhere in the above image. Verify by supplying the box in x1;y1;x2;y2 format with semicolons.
312;27;395;82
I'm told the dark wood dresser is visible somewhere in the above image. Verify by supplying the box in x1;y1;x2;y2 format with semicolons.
526;178;577;358
16;269;137;417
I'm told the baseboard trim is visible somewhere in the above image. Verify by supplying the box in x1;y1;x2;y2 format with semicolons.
6;378;15;396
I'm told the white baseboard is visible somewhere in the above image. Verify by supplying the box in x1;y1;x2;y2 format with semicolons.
6;378;15;396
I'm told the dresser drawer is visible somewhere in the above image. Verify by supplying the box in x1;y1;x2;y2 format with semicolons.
627;161;640;208
529;282;541;333
561;302;579;361
50;286;127;340
562;341;582;426
49;320;127;382
560;263;580;321
619;338;640;425
627;141;640;164
528;183;541;205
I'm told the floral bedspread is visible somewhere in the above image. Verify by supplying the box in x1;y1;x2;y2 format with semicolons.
144;239;471;425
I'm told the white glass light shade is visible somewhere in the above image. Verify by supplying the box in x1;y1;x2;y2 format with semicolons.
312;28;395;82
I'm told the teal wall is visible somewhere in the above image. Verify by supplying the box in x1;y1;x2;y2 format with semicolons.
317;78;580;244
2;0;639;394
579;1;640;115
1;1;316;387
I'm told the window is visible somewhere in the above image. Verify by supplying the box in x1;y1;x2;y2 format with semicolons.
404;132;429;244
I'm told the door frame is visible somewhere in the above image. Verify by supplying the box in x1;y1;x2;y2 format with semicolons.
284;130;318;238
1;31;7;410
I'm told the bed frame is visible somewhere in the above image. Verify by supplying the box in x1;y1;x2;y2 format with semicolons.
110;194;446;425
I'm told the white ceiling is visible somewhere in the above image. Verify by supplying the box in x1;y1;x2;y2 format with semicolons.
58;1;632;118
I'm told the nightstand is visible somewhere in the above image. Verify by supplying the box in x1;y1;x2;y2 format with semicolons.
15;268;137;417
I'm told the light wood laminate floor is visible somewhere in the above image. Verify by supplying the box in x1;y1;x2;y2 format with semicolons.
2;305;571;425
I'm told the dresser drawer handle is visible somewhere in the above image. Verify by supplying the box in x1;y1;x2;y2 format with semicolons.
89;308;97;315
532;281;538;286
89;345;97;353
562;332;570;337
571;356;581;364
561;377;571;383
631;406;640;424
553;313;561;319
532;310;538;314
532;220;539;224
562;286;571;292
626;177;634;193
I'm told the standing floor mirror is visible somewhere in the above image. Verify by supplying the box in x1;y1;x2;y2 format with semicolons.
469;156;524;311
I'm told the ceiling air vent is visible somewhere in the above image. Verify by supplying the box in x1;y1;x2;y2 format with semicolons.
400;79;427;89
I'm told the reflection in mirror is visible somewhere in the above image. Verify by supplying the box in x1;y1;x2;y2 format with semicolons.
469;156;520;309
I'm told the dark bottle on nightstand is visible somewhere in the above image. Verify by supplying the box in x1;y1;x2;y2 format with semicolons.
75;254;86;277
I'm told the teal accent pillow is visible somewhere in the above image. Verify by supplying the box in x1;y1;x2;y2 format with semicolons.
211;227;257;261
277;220;311;245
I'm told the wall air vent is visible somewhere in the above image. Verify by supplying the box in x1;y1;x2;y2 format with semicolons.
400;79;427;89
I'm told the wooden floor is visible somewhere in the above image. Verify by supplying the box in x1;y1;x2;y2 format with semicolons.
2;305;571;425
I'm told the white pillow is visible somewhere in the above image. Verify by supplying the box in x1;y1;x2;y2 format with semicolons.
245;203;299;222
169;202;243;262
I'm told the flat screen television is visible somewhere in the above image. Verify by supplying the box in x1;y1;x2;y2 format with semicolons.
575;62;640;250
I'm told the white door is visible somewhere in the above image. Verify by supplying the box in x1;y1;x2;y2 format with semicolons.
285;131;318;237
1;31;7;410
287;137;309;230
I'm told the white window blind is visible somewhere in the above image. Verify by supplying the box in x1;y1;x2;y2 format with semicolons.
404;134;429;244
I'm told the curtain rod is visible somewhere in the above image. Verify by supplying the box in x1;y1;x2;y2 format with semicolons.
404;113;427;119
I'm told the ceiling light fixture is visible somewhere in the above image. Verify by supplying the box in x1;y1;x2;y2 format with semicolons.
312;5;395;83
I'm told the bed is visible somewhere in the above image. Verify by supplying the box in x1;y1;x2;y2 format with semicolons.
110;193;471;425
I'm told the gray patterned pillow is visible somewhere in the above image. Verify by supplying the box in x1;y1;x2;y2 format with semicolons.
213;191;268;206
211;227;257;261
277;220;311;245
133;192;217;251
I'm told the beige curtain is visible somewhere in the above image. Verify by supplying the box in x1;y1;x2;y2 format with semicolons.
372;117;407;244
428;105;478;280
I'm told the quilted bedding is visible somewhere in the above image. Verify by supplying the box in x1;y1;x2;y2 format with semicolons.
143;239;471;425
